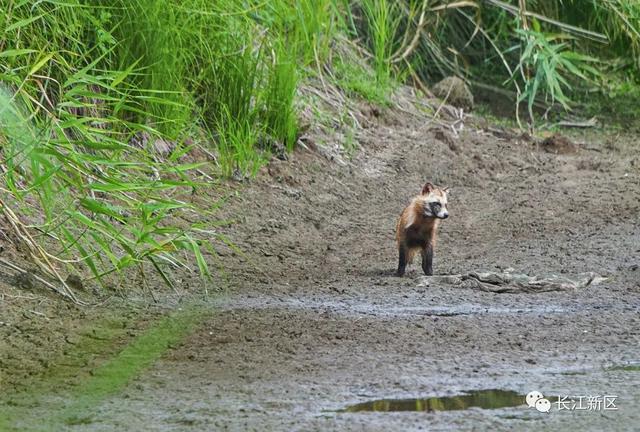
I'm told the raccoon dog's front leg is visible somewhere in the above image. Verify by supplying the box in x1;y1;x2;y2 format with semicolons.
396;244;408;277
421;243;433;276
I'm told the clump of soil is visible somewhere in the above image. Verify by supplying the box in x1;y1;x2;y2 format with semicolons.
541;133;578;154
431;126;459;152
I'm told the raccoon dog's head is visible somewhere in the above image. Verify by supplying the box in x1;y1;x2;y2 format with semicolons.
421;182;449;219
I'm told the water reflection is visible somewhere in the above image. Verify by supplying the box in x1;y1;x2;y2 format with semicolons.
343;389;524;412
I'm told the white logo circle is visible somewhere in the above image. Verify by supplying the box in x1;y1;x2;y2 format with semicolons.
526;390;544;408
535;398;551;413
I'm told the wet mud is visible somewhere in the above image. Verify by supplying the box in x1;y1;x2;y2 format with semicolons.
2;91;640;430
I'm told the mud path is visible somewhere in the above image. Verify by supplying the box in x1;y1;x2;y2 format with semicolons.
5;99;640;430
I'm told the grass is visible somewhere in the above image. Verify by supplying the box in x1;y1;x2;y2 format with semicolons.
1;0;640;294
359;0;401;88
512;28;601;125
0;1;217;295
213;109;266;178
403;0;640;124
108;0;192;137
577;79;640;131
262;41;299;151
0;0;336;293
334;54;391;105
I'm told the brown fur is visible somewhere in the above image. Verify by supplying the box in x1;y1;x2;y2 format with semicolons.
395;182;448;276
396;203;440;263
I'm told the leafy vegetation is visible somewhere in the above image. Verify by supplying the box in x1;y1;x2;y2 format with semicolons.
382;0;640;125
0;0;336;297
1;0;639;297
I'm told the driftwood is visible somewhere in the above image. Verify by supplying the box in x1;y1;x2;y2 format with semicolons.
555;117;598;129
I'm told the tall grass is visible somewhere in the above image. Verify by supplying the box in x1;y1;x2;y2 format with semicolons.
512;28;600;124
0;72;209;295
264;0;336;65
0;0;343;295
2;0;640;298
105;0;192;137
336;0;640;123
262;42;299;151
396;0;640;122
0;1;283;294
359;0;402;87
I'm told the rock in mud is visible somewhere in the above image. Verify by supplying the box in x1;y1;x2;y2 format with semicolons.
432;76;474;111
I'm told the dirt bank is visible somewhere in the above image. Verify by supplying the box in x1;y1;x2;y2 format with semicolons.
2;88;640;430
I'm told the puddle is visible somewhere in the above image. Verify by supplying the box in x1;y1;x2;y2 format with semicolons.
342;389;525;412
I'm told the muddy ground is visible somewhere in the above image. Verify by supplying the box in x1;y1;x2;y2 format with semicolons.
2;88;640;431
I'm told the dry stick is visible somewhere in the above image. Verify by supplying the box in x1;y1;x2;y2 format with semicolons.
404;59;432;97
303;85;343;111
555;117;598;128
390;2;420;62
322;56;363;111
392;0;420;60
391;0;475;123
314;44;342;106
430;1;479;12
196;144;219;167
519;0;529;30
320;65;348;108
26;309;50;320
485;0;608;43
518;0;531;129
416;78;463;136
431;80;456;122
470;80;548;112
195;168;214;181
33;78;56;113
341;36;374;60
0;257;69;300
393;0;480;65
318;63;361;128
0;198;82;303
391;0;428;64
2;293;40;300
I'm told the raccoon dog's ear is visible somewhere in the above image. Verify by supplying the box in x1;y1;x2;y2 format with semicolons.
422;182;434;195
442;187;450;194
